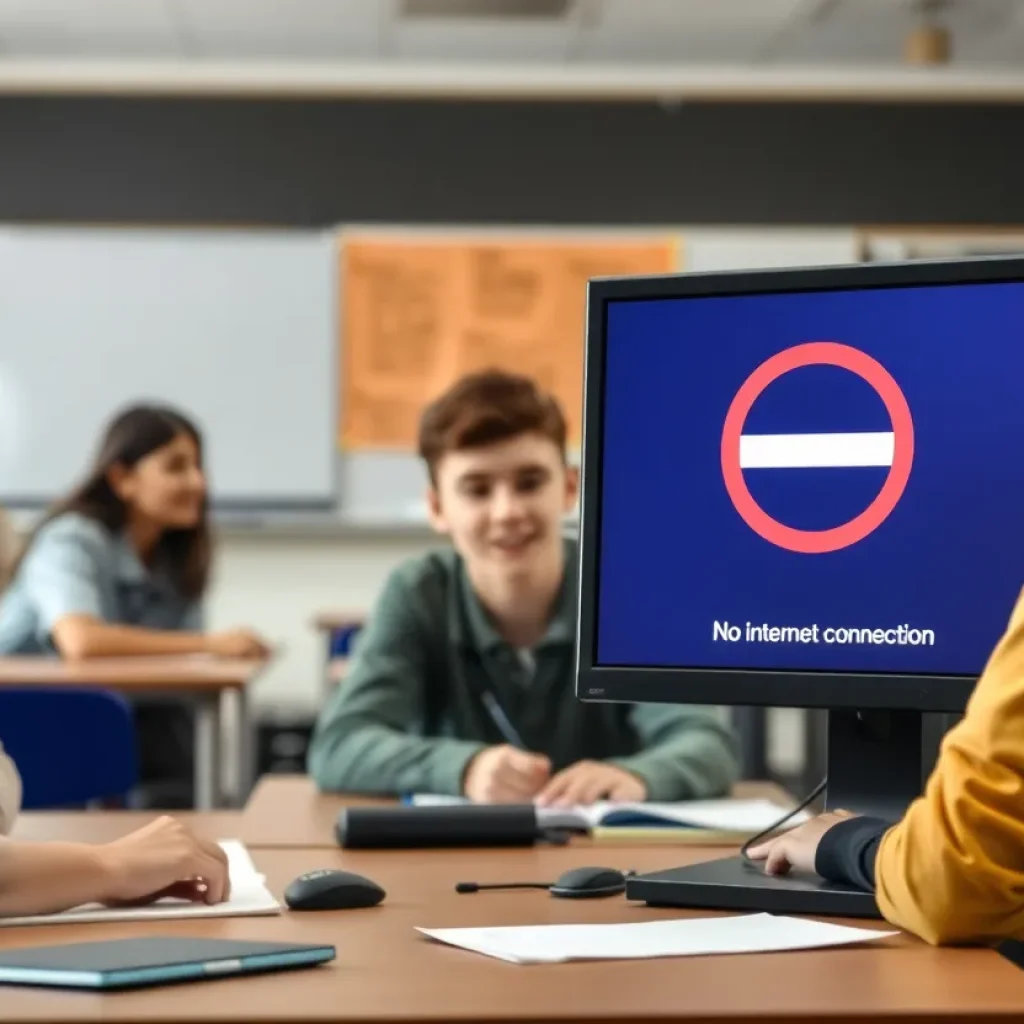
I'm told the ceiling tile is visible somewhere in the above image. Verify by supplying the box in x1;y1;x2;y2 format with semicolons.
577;0;808;62
0;0;179;57
383;3;578;60
177;0;384;58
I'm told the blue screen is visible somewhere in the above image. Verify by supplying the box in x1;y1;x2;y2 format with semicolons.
596;281;1024;677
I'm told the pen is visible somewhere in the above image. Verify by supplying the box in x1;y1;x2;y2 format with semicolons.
480;690;528;749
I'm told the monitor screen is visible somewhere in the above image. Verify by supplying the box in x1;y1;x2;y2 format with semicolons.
595;279;1024;679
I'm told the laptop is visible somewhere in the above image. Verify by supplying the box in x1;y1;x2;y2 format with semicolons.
0;936;336;990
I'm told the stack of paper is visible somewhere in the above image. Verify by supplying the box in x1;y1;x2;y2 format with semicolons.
418;913;896;964
409;794;808;835
0;840;280;929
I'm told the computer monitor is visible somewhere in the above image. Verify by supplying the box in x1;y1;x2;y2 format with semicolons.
576;254;1024;918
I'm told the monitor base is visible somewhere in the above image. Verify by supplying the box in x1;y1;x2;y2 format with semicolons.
626;854;879;918
625;709;937;920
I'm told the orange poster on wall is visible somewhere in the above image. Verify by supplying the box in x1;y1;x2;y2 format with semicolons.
339;235;679;450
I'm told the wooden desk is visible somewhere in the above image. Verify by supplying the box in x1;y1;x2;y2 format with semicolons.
1;842;1022;1023
0;656;266;811
11;811;242;844
240;775;798;848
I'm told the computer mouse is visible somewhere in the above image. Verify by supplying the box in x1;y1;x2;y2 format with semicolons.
549;866;628;899
283;869;386;911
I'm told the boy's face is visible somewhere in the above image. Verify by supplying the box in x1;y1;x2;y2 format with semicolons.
428;432;577;585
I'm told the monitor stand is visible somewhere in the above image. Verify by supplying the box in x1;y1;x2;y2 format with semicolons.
625;709;927;918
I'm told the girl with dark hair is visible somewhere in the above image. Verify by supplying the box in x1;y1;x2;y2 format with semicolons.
0;404;269;808
0;403;267;660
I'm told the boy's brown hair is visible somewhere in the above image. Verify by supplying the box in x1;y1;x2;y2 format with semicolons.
418;369;567;483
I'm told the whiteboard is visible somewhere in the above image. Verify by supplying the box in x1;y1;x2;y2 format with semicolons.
0;227;336;508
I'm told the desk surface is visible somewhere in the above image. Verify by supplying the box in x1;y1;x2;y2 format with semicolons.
0;842;1021;1023
240;775;799;848
311;611;366;633
0;655;265;693
11;811;243;844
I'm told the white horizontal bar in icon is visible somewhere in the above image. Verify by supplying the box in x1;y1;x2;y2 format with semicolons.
739;431;895;469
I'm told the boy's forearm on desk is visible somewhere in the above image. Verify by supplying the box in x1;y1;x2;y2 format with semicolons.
309;722;485;795
613;719;741;801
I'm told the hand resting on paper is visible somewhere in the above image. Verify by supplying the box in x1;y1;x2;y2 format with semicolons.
463;745;551;803
0;815;230;919
535;761;647;808
462;747;647;807
97;816;231;906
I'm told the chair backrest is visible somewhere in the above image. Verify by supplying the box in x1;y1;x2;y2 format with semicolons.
0;688;138;808
330;623;364;658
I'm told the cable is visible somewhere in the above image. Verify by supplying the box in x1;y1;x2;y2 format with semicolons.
455;882;550;894
740;777;827;862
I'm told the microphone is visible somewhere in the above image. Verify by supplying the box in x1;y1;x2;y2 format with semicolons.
455;881;551;894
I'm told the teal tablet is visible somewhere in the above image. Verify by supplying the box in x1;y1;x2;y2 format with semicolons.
0;936;336;990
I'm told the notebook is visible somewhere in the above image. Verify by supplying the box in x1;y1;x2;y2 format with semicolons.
0;841;281;929
0;936;336;990
408;795;809;836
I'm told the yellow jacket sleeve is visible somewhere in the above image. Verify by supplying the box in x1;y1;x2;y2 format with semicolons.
876;588;1024;944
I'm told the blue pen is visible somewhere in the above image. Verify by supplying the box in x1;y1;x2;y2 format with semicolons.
480;690;527;749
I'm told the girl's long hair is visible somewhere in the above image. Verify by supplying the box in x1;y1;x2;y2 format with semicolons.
12;404;211;600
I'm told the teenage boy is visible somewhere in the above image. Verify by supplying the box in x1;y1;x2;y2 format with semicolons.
309;370;738;804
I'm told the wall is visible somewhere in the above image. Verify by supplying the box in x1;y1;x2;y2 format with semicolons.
205;530;434;712
0;98;1022;225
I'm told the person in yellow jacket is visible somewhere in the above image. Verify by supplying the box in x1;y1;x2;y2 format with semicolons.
749;587;1024;946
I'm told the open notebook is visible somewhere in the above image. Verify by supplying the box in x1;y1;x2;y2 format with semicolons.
409;795;808;835
0;841;280;929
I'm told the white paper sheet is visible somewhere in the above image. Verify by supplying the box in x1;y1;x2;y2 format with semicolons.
409;795;808;833
0;840;280;928
418;913;896;964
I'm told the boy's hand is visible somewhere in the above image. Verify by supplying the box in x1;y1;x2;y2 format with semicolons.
746;810;856;876
535;761;646;807
463;745;551;803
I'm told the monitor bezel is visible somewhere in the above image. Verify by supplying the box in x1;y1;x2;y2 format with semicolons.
576;254;1024;714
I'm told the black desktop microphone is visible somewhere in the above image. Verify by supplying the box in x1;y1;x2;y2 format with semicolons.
456;867;631;899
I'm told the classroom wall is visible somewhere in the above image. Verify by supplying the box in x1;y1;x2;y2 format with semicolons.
206;531;434;712
0;98;1022;225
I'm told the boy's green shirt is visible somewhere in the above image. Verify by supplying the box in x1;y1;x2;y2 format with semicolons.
308;540;739;800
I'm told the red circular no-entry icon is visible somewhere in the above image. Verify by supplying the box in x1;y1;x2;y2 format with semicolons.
720;341;914;555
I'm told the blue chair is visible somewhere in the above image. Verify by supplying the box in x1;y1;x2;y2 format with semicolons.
329;623;363;658
0;687;139;809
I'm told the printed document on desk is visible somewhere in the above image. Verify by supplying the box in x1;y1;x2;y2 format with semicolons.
419;913;896;964
0;841;280;928
409;795;809;834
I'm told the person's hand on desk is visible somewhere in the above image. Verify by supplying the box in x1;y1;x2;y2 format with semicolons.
96;816;231;907
463;745;551;802
746;810;856;875
535;761;646;807
204;628;271;659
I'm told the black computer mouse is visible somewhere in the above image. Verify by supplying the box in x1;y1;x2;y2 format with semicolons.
549;866;628;899
284;869;386;911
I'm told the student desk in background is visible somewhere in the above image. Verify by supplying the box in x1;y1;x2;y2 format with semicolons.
310;610;365;696
11;810;242;844
0;656;266;811
0;813;1022;1023
237;774;800;847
